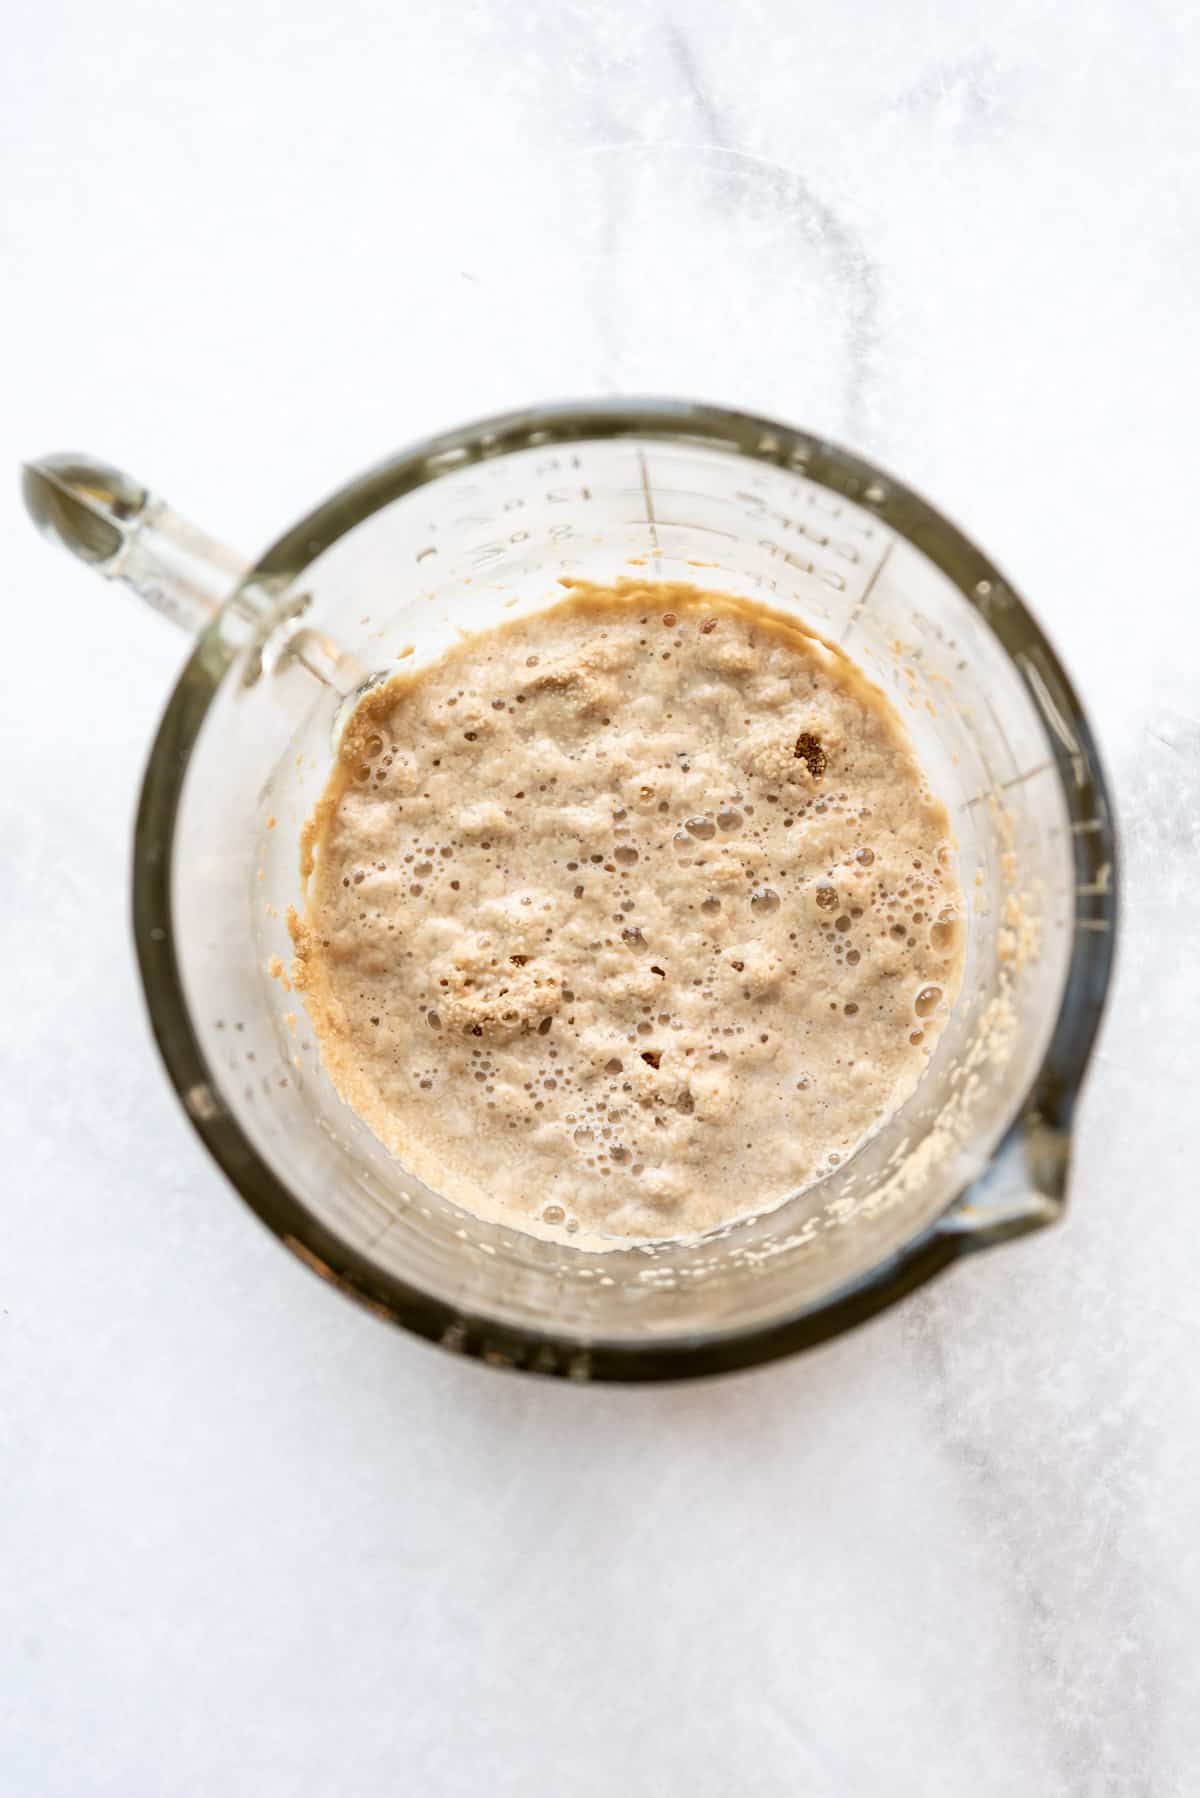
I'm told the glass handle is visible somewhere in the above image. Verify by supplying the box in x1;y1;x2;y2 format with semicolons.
937;1113;1068;1248
20;452;248;636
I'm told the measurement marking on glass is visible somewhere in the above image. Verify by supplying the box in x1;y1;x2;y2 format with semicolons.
616;485;740;504
962;761;1054;809
1076;863;1113;896
637;451;662;572
1017;653;1087;784
364;1213;402;1250
643;520;738;539
838;538;894;646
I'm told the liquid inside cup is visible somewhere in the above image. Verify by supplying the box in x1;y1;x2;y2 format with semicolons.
284;577;968;1247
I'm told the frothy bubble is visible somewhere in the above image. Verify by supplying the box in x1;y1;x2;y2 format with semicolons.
930;917;957;952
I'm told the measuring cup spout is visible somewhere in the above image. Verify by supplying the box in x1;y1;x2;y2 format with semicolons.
937;1112;1070;1249
20;452;248;636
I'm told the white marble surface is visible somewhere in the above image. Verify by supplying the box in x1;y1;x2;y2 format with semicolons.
4;2;1199;1792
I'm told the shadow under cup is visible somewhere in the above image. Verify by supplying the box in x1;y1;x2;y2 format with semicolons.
139;401;1115;1379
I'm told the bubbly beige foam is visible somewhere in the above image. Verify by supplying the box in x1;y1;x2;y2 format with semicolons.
289;579;965;1241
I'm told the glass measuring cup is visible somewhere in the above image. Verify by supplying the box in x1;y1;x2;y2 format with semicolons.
22;398;1117;1379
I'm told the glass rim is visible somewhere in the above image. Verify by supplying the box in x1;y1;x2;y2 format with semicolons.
132;396;1119;1381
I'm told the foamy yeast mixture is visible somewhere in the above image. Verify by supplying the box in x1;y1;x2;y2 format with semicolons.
289;579;965;1241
